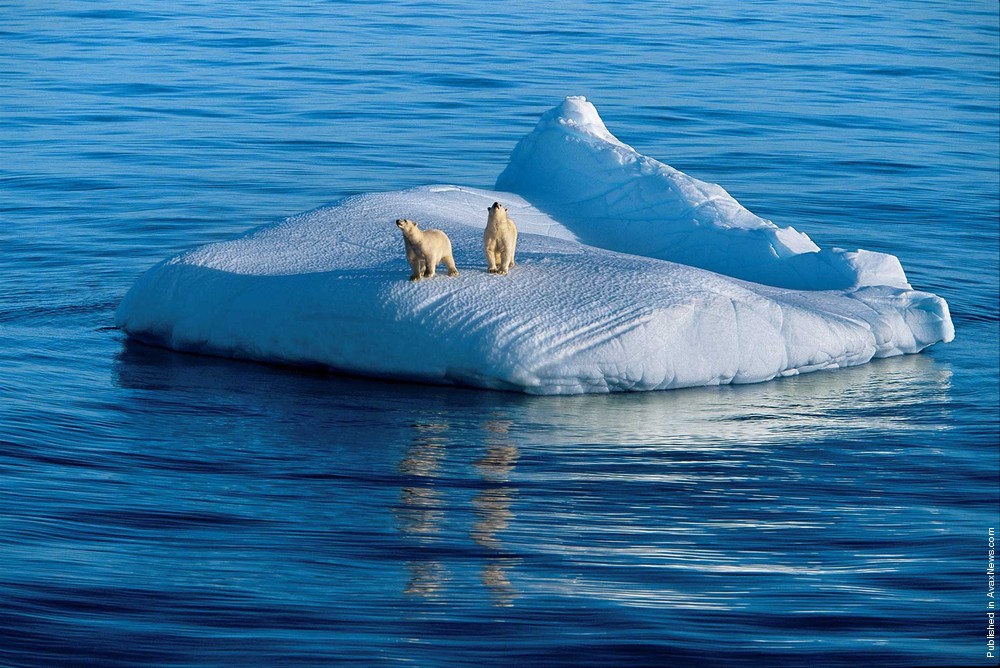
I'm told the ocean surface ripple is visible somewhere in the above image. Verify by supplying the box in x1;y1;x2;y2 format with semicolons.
1;1;997;666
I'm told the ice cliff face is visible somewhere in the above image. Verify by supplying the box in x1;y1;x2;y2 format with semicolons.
116;98;953;394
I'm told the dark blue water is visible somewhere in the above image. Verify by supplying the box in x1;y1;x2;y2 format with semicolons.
2;1;998;665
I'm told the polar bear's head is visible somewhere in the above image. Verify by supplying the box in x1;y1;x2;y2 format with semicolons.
487;201;509;225
396;218;420;237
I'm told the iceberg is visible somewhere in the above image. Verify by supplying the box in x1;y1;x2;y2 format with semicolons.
497;97;909;291
115;97;954;395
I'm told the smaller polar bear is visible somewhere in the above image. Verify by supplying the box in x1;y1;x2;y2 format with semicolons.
395;218;459;281
484;201;518;275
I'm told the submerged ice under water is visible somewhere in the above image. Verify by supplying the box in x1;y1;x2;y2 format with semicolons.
1;1;997;666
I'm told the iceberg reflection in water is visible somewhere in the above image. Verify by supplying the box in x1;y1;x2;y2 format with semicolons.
522;353;952;448
111;341;953;615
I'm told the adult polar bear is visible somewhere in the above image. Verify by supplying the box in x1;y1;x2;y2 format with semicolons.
484;201;518;275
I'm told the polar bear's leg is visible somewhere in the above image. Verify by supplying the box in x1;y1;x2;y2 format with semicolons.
408;256;424;281
500;238;516;275
424;253;439;278
444;254;459;277
485;240;498;273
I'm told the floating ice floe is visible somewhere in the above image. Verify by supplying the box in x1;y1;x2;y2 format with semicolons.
116;97;953;394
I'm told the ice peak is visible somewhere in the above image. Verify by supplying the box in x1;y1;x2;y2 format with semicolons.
545;96;619;144
498;97;911;291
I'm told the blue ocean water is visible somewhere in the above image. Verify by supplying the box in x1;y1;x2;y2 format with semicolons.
1;0;998;665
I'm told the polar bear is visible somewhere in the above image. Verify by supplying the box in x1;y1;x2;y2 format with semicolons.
395;218;459;281
484;201;517;275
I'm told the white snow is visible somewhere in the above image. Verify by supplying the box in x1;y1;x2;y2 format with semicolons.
497;96;910;291
115;97;954;395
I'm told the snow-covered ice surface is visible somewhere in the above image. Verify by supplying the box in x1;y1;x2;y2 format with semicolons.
116;97;954;395
497;97;912;291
